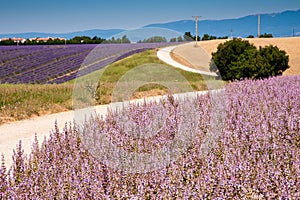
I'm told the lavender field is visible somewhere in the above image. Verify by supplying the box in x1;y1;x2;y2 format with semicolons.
0;43;169;84
0;75;299;199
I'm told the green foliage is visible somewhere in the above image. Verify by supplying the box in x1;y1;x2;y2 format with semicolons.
0;36;107;45
102;35;130;44
247;35;255;38
0;39;15;45
183;33;228;41
210;38;289;80
217;36;229;39
202;34;217;41
259;33;273;38
169;37;177;42
258;45;289;77
184;32;194;41
67;36;106;44
169;36;184;42
137;36;167;43
177;36;184;42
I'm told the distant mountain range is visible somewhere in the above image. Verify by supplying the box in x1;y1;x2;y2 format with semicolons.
1;10;300;40
0;29;125;40
144;9;300;38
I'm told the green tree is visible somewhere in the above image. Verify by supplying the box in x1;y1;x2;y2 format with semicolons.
139;36;167;43
170;37;177;42
91;36;105;44
259;33;273;38
47;38;53;45
201;34;217;41
202;34;210;41
210;38;256;80
103;35;130;44
210;38;289;80
23;39;32;45
0;39;15;45
68;36;92;44
217;36;228;39
53;38;65;45
202;33;219;40
177;36;183;42
184;32;194;41
258;45;289;77
121;35;130;43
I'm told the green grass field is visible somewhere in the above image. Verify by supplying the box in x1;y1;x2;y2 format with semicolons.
0;50;219;125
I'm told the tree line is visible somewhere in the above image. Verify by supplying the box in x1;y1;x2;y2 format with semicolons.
0;35;130;45
0;31;275;45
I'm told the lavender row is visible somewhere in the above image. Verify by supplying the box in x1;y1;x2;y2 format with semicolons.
0;75;299;198
0;45;96;80
0;43;170;84
47;47;155;84
0;45;95;66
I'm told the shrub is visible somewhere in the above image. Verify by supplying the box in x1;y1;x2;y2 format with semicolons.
201;34;217;41
259;33;273;38
210;38;289;80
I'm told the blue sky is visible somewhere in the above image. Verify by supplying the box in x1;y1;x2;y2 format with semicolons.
1;0;300;34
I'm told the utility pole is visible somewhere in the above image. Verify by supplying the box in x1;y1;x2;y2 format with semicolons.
192;16;201;47
257;14;261;38
293;27;295;37
230;29;233;39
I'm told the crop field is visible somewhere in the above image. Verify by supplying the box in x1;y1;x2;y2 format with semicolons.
0;75;299;198
0;43;170;84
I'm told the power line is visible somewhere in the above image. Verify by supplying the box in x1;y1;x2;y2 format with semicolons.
192;16;201;47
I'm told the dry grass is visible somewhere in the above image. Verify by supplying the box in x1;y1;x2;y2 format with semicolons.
198;37;300;76
170;52;195;69
0;84;73;125
172;43;212;72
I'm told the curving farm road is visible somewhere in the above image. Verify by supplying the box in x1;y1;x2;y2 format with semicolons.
157;42;217;77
